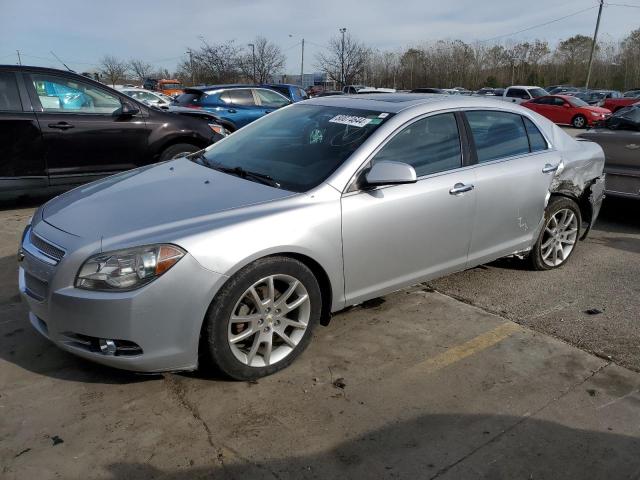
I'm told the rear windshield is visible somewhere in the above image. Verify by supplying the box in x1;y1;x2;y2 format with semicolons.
195;104;394;192
175;92;202;105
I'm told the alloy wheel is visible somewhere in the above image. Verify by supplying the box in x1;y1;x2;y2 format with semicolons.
227;274;311;367
540;208;579;267
573;116;586;128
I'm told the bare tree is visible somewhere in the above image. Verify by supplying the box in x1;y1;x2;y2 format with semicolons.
238;36;285;83
192;39;243;84
129;59;153;83
99;55;129;87
316;33;369;87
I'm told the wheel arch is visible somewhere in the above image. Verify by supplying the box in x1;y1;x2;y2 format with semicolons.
548;191;591;239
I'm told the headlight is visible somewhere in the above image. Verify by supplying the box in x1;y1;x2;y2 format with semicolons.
75;244;185;291
208;123;229;136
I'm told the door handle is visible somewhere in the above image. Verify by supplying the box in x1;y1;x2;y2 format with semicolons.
449;183;474;195
227;109;237;113
48;122;74;130
542;163;559;174
264;110;272;114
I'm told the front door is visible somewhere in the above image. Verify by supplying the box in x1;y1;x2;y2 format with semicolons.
463;110;559;266
27;72;149;186
342;112;476;304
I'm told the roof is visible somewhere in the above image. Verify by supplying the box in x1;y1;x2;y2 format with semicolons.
305;93;511;114
187;84;256;92
508;85;543;89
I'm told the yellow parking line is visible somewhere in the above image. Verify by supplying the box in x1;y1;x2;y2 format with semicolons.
409;322;521;376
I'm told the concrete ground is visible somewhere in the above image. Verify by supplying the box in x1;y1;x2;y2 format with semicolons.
2;188;640;478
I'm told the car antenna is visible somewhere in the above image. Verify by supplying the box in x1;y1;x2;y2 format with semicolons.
50;51;73;72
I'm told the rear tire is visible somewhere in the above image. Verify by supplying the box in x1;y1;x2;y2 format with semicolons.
159;143;200;161
201;256;321;380
529;197;581;271
572;115;587;129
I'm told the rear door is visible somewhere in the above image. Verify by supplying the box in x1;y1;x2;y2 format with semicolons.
26;71;149;186
217;88;263;128
505;88;528;104
0;70;47;192
463;110;559;266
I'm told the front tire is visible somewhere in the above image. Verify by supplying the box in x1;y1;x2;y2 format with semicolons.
529;197;581;271
201;257;321;380
159;143;200;161
572;114;587;129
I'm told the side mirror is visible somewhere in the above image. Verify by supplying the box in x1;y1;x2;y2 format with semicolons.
116;101;140;117
364;161;417;188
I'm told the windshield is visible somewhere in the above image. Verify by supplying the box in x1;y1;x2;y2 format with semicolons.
195;104;394;192
567;97;589;107
529;88;549;98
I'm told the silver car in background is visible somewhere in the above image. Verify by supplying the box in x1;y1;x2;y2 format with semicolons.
18;94;605;380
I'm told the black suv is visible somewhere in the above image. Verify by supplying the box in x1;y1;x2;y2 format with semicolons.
0;65;221;198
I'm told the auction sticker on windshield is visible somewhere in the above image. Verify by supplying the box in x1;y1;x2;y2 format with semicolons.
329;115;372;128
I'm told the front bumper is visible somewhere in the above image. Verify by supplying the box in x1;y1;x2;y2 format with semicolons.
19;225;228;372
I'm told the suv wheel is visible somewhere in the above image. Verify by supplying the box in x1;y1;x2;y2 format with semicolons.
529;197;581;270
160;143;200;161
201;257;321;380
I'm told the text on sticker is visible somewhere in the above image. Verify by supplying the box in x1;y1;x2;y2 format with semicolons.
328;115;372;128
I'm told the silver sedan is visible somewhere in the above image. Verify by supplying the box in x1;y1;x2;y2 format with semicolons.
18;94;605;380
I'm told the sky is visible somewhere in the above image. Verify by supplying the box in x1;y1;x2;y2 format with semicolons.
1;0;638;75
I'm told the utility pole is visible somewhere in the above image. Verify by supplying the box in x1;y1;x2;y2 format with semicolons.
339;27;347;88
248;43;256;83
585;0;604;89
187;49;194;86
300;38;305;88
16;50;21;66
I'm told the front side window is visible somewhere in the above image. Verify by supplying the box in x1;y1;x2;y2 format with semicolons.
31;74;121;114
254;89;290;108
0;72;22;111
466;110;530;163
372;113;461;177
196;104;394;192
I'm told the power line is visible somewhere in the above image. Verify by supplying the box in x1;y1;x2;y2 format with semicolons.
479;5;598;43
606;2;640;7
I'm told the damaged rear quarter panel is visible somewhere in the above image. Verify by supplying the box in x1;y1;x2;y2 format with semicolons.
549;124;606;237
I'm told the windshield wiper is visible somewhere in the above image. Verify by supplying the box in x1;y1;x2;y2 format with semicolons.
213;165;281;188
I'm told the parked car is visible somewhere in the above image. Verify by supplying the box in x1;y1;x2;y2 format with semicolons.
623;89;640;98
316;90;345;97
548;86;582;95
564;90;622;106
578;105;640;199
522;94;611;128
599;96;640;113
476;87;499;96
306;85;325;97
355;87;396;94
261;83;308;102
156;79;184;97
18;94;604;379
502;85;549;104
410;88;445;94
120;87;173;107
342;84;367;94
173;85;291;131
0;65;223;198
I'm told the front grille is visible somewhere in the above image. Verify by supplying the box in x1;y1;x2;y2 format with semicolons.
29;230;65;262
24;272;48;301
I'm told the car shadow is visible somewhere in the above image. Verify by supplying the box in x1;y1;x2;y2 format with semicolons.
101;413;640;479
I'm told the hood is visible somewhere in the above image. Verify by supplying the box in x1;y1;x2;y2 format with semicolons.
42;158;295;240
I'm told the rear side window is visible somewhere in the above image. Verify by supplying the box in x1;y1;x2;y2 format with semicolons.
466;111;530;162
372;113;462;177
523;117;548;152
226;89;255;106
506;88;526;98
0;72;22;111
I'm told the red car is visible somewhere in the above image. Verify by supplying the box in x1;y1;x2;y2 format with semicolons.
522;94;611;128
600;97;640;113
